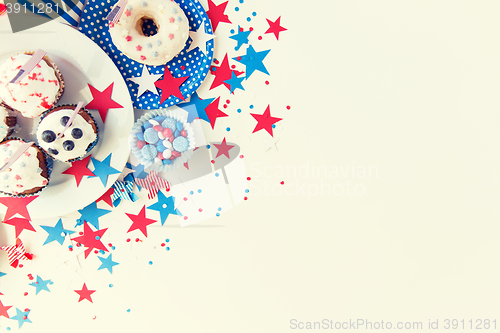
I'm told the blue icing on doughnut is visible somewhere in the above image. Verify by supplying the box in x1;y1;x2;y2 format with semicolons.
176;121;183;131
143;122;153;130
161;118;177;131
141;144;157;160
162;159;173;165
173;136;189;152
137;132;145;141
144;128;159;144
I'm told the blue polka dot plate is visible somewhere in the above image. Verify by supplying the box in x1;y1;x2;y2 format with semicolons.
79;0;214;110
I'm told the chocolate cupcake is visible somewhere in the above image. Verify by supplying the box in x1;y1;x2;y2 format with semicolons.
36;104;99;162
0;105;17;141
0;138;51;196
0;52;65;118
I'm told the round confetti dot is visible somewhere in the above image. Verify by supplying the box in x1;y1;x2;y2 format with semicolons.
127;309;131;313
223;104;227;108
216;213;220;217
149;261;153;265
95;236;100;240
183;197;188;201
215;173;219;177
230;29;235;34
245;189;249;193
198;208;203;212
239;0;243;3
286;105;291;110
244;197;248;200
24;292;28;296
206;144;211;149
280;181;285;185
226;127;231;131
126;238;131;242
246;17;251;22
226;99;230;104
249;27;254;31
252;11;257;16
218;207;222;211
190;191;194;195
235;7;239;11
162;204;167;209
166;247;170;251
183;216;188;220
166;239;170;242
237;109;242;113
247;177;251;180
240;155;244;158
258;36;262;40
272;124;276;128
111;246;116;250
197;189;202;193
109;284;114;288
214;59;219;64
249;105;254;109
265;80;269;85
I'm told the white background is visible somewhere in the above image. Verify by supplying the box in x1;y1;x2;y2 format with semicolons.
1;0;500;332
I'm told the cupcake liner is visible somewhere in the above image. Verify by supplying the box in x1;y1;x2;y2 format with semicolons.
0;137;53;197
37;104;100;163
0;52;65;118
129;108;195;172
0;104;17;141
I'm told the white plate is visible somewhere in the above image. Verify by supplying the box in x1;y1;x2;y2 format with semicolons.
0;21;133;219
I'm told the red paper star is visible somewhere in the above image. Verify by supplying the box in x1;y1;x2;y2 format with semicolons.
209;54;244;91
62;155;95;187
213;138;235;159
183;161;189;170
0;196;38;221
205;97;228;129
71;222;108;258
0;238;33;268
154;66;189;104
3;217;36;238
125;205;156;237
74;283;96;303
85;83;123;123
206;0;231;32
251;105;282;137
0;299;12;318
96;187;114;207
265;17;287;40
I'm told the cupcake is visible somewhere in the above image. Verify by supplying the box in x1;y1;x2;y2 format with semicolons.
0;138;51;196
0;52;65;118
129;109;195;172
36;104;99;162
0;105;17;141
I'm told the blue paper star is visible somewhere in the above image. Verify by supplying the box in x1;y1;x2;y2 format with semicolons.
147;191;181;225
97;253;119;274
75;202;111;229
229;26;251;51
0;272;5;278
89;154;121;186
233;45;270;79
223;72;245;94
40;219;75;246
10;308;31;328
29;275;52;295
177;91;215;123
131;162;148;180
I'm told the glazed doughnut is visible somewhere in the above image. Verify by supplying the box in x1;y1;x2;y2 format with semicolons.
108;0;189;66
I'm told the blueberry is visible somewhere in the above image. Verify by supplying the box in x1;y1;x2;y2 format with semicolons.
41;130;56;143
48;148;59;155
60;116;70;126
71;128;83;139
63;140;75;151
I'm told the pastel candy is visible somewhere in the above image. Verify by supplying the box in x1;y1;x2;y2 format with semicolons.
174;130;180;137
141;144;157;160
181;130;186;137
144;128;159;144
156;143;166;152
176;121;183;131
157;152;164;160
154;116;165;122
137;140;145;149
162;149;172;159
161;118;177;131
163;140;172;149
169;136;174;143
173;136;189;152
162;128;172;137
149;119;160;126
171;150;181;157
153;125;163;131
143;122;153;129
162;159;172;165
137;132;144;141
158;132;165;140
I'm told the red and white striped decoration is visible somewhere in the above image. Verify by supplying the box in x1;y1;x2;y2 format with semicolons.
0;238;33;268
135;171;170;199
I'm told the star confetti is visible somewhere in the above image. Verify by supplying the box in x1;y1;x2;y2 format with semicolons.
210;54;244;91
75;201;111;229
125;205;157;237
251;105;282;137
262;137;280;152
233;45;270;79
40;219;75;245
29;275;52;295
265;16;287;40
230;26;251;51
0;299;11;318
71;222;108;258
85;83;124;123
97;253;119;274
3;217;36;238
0;238;33;268
74;283;96;303
187;19;215;56
62;155;95;187
131;162;148;180
177;91;215;123
147;191;181;226
0;196;38;221
206;0;231;32
134;171;170;199
154;66;189;104
205;97;228;129
223;72;245;94
213;138;235;159
89;153;121;186
127;65;162;97
10;308;31;328
96;187;115;207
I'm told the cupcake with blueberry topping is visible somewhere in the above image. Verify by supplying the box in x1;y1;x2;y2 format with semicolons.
36;104;99;162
